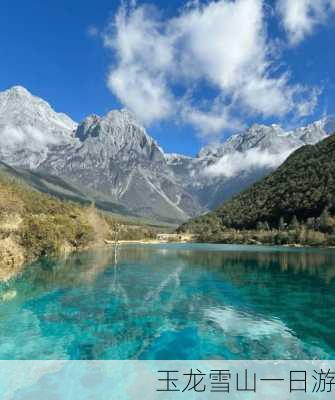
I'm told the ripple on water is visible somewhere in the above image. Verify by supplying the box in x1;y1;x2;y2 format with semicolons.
0;244;334;359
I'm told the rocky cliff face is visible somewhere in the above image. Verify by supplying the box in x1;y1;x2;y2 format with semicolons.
40;110;202;223
167;118;335;209
0;86;333;222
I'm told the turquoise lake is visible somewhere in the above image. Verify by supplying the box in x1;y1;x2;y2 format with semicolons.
0;243;335;359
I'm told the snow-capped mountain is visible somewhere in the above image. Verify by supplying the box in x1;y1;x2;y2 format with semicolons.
39;109;202;222
167;117;335;209
0;86;76;168
198;119;335;158
0;85;333;222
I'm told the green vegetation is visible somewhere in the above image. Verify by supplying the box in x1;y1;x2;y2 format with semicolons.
20;214;94;258
0;168;163;279
0;173;96;260
179;134;335;246
103;216;157;241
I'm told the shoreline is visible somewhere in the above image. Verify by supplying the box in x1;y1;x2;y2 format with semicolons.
104;239;191;245
2;238;334;284
105;239;335;249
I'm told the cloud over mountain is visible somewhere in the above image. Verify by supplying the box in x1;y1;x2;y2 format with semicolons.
104;0;320;137
203;148;294;179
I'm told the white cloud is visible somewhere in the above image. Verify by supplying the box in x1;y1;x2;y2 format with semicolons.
104;4;175;125
296;86;322;116
203;147;295;178
108;65;173;124
277;0;335;45
183;106;244;137
1;124;62;149
104;0;321;137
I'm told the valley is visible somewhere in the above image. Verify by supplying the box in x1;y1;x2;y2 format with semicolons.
1;85;334;224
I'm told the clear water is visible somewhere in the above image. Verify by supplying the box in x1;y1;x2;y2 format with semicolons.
0;243;335;360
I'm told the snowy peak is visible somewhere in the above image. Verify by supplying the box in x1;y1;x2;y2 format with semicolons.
321;116;335;134
291;116;335;144
42;109;202;222
176;117;335;210
197;124;287;158
0;85;76;132
75;109;164;162
0;85;333;221
0;85;77;168
6;85;30;96
198;117;333;159
105;109;142;127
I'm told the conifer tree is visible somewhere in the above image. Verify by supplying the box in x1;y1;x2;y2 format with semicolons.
278;217;285;231
320;208;332;233
289;215;299;230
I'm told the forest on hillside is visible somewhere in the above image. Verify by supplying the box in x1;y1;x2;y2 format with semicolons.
179;134;335;246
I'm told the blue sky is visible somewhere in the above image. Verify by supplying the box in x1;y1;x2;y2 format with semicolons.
1;0;335;156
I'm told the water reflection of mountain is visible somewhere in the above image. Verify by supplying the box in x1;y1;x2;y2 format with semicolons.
0;244;334;359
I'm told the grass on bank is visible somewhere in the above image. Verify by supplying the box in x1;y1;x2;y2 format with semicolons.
0;172;160;271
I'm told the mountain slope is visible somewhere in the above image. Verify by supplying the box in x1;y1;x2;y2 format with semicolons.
168;118;335;209
0;87;202;223
0;161;131;216
0;85;333;223
179;133;335;232
39;110;202;223
0;166;162;280
0;86;76;168
0;169;97;280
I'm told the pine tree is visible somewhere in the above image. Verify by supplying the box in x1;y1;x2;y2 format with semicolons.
289;215;299;230
278;217;286;231
306;217;316;230
320;208;332;233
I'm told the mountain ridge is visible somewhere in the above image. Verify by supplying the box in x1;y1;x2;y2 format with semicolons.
0;85;77;169
0;85;333;222
39;108;201;223
178;133;335;237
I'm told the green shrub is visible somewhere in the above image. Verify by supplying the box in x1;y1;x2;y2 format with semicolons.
20;214;94;258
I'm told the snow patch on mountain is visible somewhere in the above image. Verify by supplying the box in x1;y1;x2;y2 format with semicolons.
200;117;334;178
0;85;334;220
39;108;202;222
0;86;77;168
